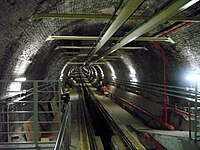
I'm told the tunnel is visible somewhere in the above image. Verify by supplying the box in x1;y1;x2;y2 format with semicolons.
0;0;200;149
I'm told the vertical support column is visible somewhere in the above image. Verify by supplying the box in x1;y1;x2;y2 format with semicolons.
1;104;8;142
6;104;10;142
163;51;168;123
58;80;61;128
188;102;191;140
68;102;71;150
194;82;198;140
33;81;39;146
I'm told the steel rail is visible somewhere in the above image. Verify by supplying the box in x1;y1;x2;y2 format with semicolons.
83;83;138;150
79;72;98;150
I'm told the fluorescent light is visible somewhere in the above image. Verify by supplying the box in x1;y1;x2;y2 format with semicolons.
106;62;116;80
97;65;104;78
180;0;199;11
186;73;200;82
14;77;26;82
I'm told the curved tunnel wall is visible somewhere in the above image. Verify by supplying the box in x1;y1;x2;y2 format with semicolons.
22;22;200;87
0;0;199;84
1;19;199;88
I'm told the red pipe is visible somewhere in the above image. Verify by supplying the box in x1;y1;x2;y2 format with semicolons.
144;133;167;150
153;22;192;123
160;22;192;37
153;41;168;123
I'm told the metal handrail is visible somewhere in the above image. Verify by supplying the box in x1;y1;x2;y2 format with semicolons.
0;80;58;100
0;80;62;146
115;79;199;92
54;102;71;150
112;80;200;103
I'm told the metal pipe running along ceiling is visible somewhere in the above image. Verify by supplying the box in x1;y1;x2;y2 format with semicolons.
93;0;196;63
55;46;148;51
84;0;145;64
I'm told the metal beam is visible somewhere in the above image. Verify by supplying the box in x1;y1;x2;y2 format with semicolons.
105;56;122;58
94;0;193;63
47;36;174;43
63;52;80;54
46;36;101;41
55;46;148;51
120;47;148;51
135;37;175;44
97;47;148;61
102;58;119;61
85;0;145;63
30;13;115;20
31;13;200;23
68;62;105;65
63;53;98;56
76;54;98;57
55;46;92;50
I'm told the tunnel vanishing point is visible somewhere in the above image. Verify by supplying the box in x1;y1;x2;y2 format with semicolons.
0;0;200;150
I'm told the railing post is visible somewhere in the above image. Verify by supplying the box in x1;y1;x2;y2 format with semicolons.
188;102;191;140
33;81;39;147
68;102;71;149
194;82;198;141
58;80;62;128
6;104;10;142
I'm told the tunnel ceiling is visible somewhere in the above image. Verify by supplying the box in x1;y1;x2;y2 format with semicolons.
0;0;199;82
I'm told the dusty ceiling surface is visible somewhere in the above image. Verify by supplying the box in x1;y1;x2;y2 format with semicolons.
0;0;199;85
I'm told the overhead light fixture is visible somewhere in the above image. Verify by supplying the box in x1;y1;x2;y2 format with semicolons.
14;77;26;82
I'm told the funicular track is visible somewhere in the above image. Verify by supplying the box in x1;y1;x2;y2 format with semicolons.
79;71;145;150
76;70;98;150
